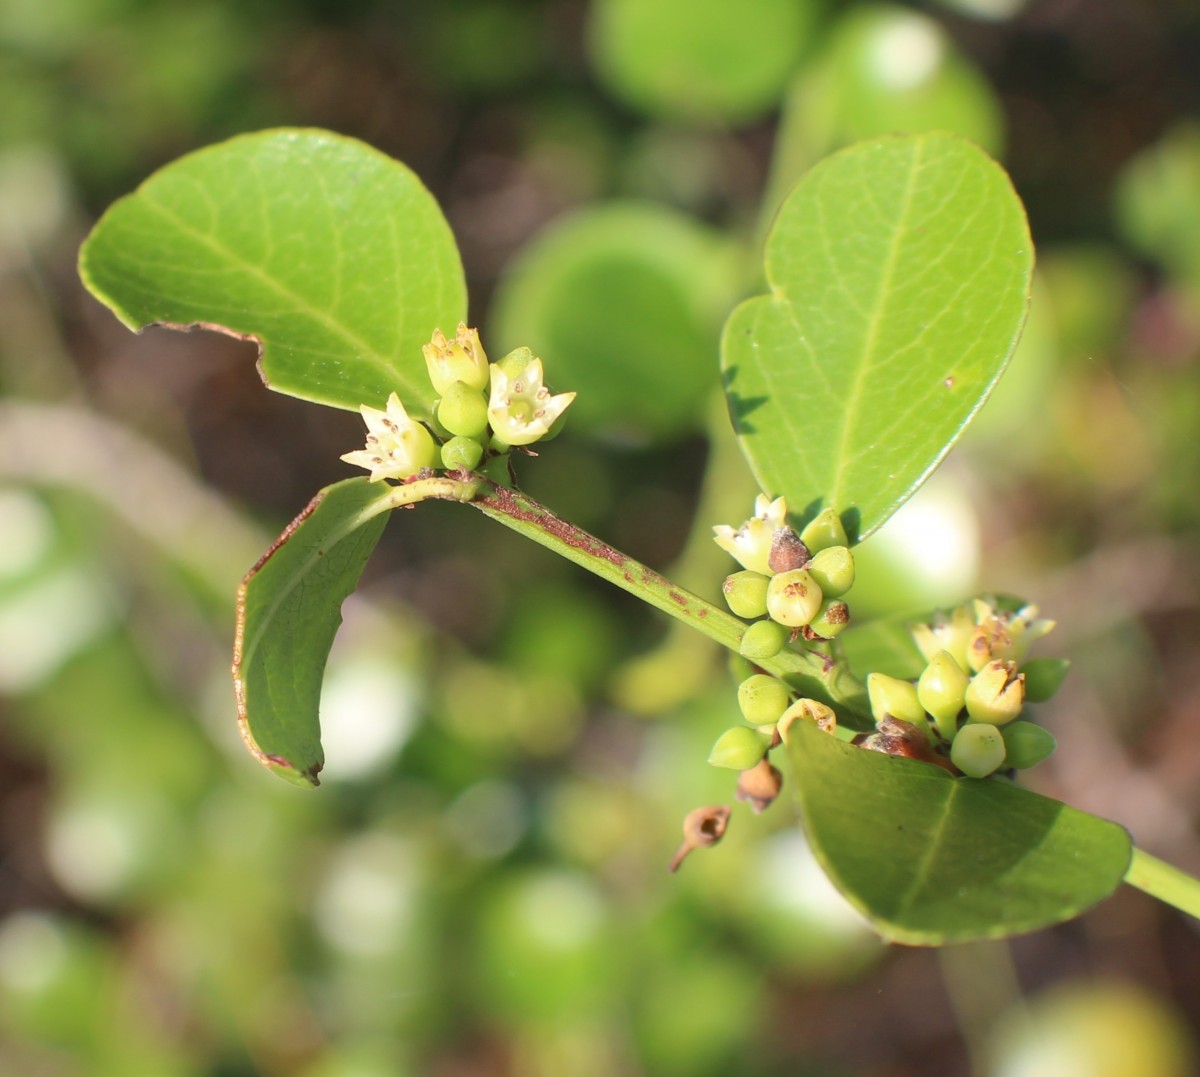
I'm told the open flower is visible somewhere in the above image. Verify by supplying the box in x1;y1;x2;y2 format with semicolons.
712;495;789;576
487;358;575;447
340;392;436;481
423;323;489;395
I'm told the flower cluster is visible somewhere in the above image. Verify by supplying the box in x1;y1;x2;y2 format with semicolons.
341;324;575;481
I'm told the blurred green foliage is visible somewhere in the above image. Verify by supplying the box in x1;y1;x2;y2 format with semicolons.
4;0;1200;1073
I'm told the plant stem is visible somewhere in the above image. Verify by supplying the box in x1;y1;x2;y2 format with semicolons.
463;477;871;726
1124;847;1200;921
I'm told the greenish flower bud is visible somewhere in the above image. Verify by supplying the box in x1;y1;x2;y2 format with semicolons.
911;602;975;671
496;345;535;380
799;508;849;553
440;435;484;471
950;722;1006;778
918;650;969;741
806;546;855;598
804;598;850;640
766;569;823;627
778;698;836;744
1000;721;1057;769
1021;657;1070;702
767;527;810;573
722;571;770;619
708;725;772;770
965;659;1025;726
867;672;926;726
437;380;490;438
737;674;790;726
739;619;788;661
423;324;489;395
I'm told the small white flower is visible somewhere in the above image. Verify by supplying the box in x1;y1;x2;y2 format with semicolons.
340;392;436;481
487;359;575;447
713;495;789;576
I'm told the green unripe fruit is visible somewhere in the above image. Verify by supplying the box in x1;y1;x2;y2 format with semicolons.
739;619;788;660
496;345;535;380
437;380;489;438
722;571;770;619
867;672;926;726
950;722;1006;778
737;674;790;726
766;569;823;627
708;725;772;770
965;660;1025;726
918;650;969;741
440;435;484;471
806;546;855;598
807;598;850;639
799;508;849;553
1022;657;1070;702
1000;721;1057;769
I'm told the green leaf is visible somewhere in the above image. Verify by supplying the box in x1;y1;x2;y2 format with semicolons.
587;0;819;124
79;128;466;416
723;132;1033;541
787;722;1131;944
233;478;392;787
490;202;739;439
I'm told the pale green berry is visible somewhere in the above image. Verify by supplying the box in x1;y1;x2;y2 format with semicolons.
965;660;1025;726
950;722;1006;778
766;569;823;627
1022;657;1070;702
437;380;490;438
440;435;484;471
739;619;788;660
708;725;772;770
1000;721;1057;769
778;698;837;744
722;571;770;619
805;598;850;639
737;674;790;726
867;672;926;726
918;650;969;741
806;546;855;598
799;508;849;553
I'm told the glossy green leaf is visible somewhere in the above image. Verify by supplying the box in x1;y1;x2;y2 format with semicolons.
587;0;818;124
79;128;466;416
787;722;1131;944
723;132;1032;541
233;478;392;787
490;202;739;439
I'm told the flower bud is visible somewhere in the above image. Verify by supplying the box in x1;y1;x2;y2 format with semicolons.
668;804;731;873
803;598;850;640
766;569;823;627
496;345;535;380
778;698;836;744
739;619;788;660
806;545;855;598
1000;721;1057;769
799;508;849;553
708;725;772;770
767;527;810;573
440;435;484;471
737;674;789;726
722;571;770;619
867;672;926;726
950;722;1006;778
423;324;489;395
736;759;783;814
965;660;1025;726
437;380;490;438
918;650;969;741
1021;657;1070;702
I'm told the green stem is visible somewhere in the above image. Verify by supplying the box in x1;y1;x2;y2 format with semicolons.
1125;847;1200;921
463;477;870;726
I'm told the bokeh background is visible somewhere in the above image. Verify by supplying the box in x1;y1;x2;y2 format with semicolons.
3;0;1200;1073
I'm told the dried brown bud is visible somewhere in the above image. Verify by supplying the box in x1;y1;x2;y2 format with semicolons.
735;759;784;814
768;527;811;574
855;717;956;773
668;805;732;873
